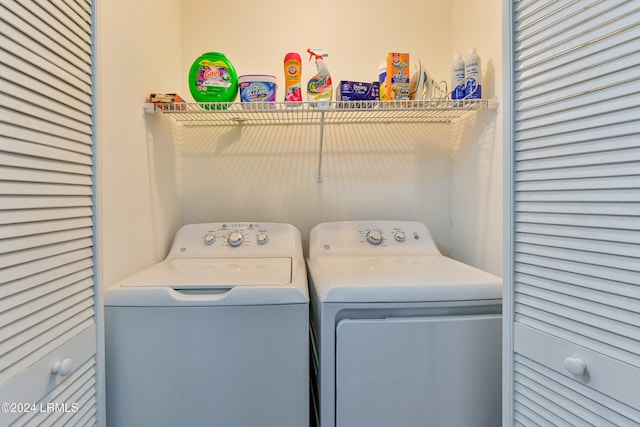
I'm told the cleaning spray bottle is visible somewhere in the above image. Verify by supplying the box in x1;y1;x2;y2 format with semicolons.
306;48;333;103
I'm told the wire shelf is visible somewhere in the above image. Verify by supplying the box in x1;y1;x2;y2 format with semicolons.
144;99;497;126
144;98;499;181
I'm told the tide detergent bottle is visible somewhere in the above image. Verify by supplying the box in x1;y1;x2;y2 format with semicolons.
306;48;333;103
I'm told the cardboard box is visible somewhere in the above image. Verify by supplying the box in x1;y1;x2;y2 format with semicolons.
337;81;379;108
385;52;410;101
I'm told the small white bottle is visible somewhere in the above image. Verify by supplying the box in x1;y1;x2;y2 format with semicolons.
464;48;482;99
378;62;387;100
451;53;466;100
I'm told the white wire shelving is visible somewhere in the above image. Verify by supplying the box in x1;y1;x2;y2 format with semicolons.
144;98;498;180
143;99;497;125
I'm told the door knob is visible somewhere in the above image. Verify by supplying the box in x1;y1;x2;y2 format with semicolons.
51;358;73;376
563;357;586;376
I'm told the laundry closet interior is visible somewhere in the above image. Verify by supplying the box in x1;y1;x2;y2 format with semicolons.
98;2;504;424
98;0;504;288
3;0;640;425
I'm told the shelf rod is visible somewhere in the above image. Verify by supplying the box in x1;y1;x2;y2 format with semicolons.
317;110;326;182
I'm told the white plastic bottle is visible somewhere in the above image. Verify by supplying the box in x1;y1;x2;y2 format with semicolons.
464;48;482;99
451;53;466;100
378;62;387;100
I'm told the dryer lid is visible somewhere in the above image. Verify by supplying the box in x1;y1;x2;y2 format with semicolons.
308;255;502;303
120;258;292;288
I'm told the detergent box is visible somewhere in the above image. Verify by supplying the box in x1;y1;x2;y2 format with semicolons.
337;80;379;107
385;52;410;101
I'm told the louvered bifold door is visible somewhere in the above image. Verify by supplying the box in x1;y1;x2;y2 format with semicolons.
0;1;97;425
508;0;640;426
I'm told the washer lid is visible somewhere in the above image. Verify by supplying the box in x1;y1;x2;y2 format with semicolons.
120;258;292;288
309;255;502;303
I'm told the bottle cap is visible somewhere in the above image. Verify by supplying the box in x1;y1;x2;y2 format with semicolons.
285;52;301;62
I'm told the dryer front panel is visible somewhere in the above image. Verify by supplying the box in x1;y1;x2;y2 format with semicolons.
335;314;502;427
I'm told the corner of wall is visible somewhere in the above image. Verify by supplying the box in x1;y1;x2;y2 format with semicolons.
97;0;184;288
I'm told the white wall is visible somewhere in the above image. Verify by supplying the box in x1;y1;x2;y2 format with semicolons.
179;123;454;251
178;0;457;253
97;0;183;287
98;0;503;285
180;0;453;95
450;0;504;275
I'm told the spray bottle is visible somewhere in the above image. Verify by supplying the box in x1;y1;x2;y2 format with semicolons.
306;48;333;103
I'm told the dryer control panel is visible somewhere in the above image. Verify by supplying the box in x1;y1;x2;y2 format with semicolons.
309;220;441;258
167;222;303;259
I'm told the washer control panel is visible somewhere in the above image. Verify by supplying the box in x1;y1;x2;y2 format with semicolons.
310;220;441;257
200;223;271;248
167;222;301;259
359;227;422;247
363;228;411;246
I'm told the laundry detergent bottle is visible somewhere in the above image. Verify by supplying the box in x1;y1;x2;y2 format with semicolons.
284;52;303;103
188;52;238;108
306;48;333;103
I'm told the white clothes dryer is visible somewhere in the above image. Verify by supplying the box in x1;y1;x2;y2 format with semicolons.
105;222;308;427
307;221;502;427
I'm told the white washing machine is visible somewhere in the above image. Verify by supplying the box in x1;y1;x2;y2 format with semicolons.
307;221;502;427
105;222;309;427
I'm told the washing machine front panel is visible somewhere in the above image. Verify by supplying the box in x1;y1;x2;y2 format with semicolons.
105;222;309;426
106;303;309;427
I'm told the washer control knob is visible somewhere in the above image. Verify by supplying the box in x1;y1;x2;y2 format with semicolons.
203;233;216;245
227;231;244;247
394;231;406;242
256;233;268;245
365;229;383;245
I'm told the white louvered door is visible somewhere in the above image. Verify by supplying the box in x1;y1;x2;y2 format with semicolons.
0;1;97;425
504;1;640;425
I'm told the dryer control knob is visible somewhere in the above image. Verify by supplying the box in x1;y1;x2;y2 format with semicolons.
394;231;406;242
365;229;383;245
203;233;216;245
228;231;244;247
256;233;268;245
